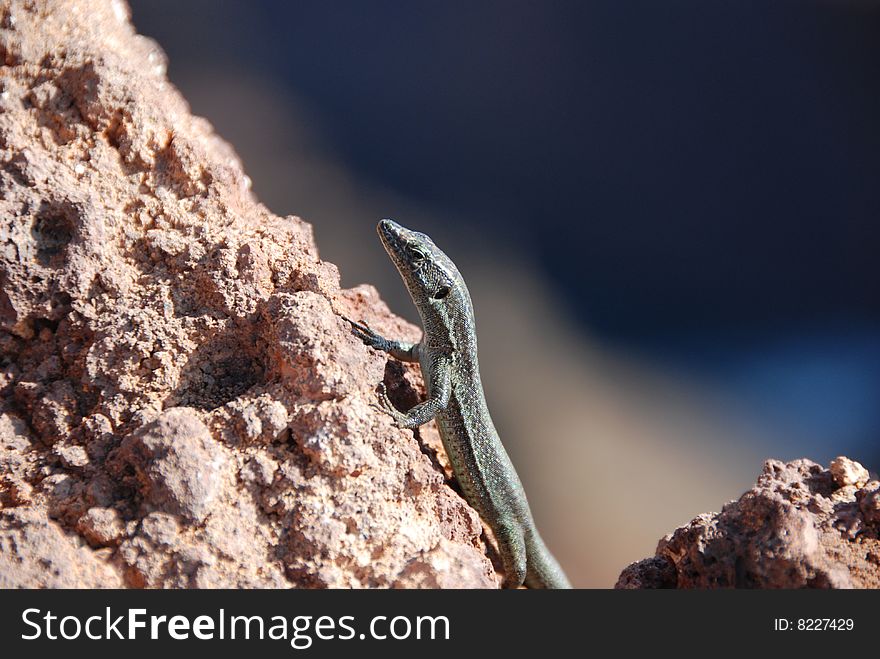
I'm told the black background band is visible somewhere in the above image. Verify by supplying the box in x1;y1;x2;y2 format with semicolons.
0;589;872;657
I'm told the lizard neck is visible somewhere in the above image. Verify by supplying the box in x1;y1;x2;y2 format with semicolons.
410;283;476;354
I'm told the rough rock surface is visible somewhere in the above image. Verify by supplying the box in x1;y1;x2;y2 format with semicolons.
616;457;880;588
0;0;495;588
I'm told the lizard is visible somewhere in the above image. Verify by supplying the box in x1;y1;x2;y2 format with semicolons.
345;219;572;589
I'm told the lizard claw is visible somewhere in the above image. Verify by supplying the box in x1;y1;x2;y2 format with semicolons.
342;315;368;332
343;315;387;350
372;382;411;428
376;382;395;412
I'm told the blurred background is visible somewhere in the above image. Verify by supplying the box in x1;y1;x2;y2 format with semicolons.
128;0;880;587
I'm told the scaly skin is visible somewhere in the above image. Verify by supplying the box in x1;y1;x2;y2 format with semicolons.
346;219;571;589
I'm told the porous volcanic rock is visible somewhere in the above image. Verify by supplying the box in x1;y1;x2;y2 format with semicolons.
616;457;880;588
0;0;495;588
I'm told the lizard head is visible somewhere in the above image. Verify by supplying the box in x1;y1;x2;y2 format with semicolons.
376;219;463;309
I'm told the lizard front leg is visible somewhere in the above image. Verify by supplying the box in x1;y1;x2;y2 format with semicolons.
345;316;450;428
344;316;419;362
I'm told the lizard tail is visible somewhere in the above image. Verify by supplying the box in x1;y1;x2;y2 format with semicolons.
524;526;572;589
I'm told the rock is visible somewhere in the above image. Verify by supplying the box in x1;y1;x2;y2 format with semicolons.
615;556;677;589
858;482;880;527
830;456;870;488
76;506;125;547
30;380;80;445
55;443;89;468
0;0;493;588
107;407;227;523
0;507;123;588
616;458;880;589
263;291;365;399
392;538;498;588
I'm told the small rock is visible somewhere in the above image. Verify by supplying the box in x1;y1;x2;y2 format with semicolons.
830;456;870;488
139;512;180;546
77;507;124;547
55;443;90;468
240;453;277;486
858;482;880;527
109;408;227;523
616;556;677;589
30;381;80;445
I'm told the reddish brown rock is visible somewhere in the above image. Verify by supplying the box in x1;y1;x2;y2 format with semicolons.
76;506;125;547
107;407;227;523
0;507;123;588
616;457;880;589
0;0;495;588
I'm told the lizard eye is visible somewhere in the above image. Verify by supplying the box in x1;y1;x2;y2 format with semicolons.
408;247;426;261
432;286;450;300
